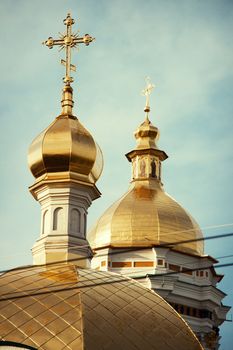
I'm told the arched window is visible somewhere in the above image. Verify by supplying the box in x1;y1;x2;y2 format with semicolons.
70;209;81;233
42;210;49;235
150;159;156;178
53;207;63;231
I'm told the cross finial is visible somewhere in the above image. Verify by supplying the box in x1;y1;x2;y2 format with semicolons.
141;77;155;118
43;13;95;86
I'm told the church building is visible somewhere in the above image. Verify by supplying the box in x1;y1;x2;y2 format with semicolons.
0;12;229;350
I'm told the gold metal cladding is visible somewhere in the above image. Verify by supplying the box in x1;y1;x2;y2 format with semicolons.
43;13;95;86
88;180;204;256
28;116;103;184
0;264;83;349
133;118;161;151
0;264;203;350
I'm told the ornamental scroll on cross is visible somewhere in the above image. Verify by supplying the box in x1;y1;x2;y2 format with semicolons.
42;13;95;85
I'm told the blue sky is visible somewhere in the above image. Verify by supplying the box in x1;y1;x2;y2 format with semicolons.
0;0;233;348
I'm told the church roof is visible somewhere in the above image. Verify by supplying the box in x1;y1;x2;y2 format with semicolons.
28;85;103;186
0;263;203;350
88;179;204;256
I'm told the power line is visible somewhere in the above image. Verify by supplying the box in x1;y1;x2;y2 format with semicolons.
0;261;232;302
216;254;233;260
1;250;231;285
0;255;226;301
123;254;229;278
1;222;233;260
1;230;233;277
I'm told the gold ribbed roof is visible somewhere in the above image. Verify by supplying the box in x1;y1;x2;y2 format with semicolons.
28;114;103;185
88;180;204;256
0;264;203;349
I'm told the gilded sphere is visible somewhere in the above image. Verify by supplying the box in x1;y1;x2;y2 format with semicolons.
64;35;73;45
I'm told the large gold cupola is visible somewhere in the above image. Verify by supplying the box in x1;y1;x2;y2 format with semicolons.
88;79;204;256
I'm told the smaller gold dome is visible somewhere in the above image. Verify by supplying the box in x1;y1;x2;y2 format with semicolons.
28;86;103;185
88;115;204;257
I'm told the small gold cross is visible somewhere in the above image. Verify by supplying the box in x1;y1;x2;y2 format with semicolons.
43;13;95;85
142;77;155;113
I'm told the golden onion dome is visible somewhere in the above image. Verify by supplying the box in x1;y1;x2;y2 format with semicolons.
88;113;204;256
28;85;103;185
134;116;159;149
0;263;203;350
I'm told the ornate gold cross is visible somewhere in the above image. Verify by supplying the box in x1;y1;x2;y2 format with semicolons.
142;77;155;113
43;13;95;85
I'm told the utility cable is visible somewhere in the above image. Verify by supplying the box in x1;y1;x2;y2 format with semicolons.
1;222;233;260
1;231;233;277
0;262;232;302
0;261;232;302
